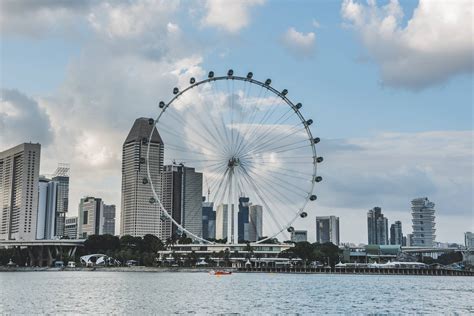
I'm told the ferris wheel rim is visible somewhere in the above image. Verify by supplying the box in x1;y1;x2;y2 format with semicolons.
146;71;319;245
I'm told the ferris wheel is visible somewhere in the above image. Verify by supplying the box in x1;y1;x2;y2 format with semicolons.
146;70;322;244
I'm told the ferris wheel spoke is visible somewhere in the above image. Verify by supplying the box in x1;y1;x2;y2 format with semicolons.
247;124;308;156
247;139;310;157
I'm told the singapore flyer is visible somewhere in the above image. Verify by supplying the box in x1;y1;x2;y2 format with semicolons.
146;69;322;244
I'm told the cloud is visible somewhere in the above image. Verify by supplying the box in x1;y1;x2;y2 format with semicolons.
0;89;53;148
341;0;474;90
280;27;316;59
201;0;265;33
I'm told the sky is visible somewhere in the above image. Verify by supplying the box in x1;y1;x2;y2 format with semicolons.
0;0;472;244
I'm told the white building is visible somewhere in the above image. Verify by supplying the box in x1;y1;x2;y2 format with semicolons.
411;197;436;247
36;177;58;240
316;216;340;245
0;143;41;240
291;230;308;242
248;205;263;242
64;216;78;239
121;118;164;237
465;232;474;249
215;204;235;241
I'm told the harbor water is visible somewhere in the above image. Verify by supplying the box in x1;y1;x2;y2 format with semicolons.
1;272;473;314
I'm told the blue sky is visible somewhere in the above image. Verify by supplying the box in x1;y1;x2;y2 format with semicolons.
1;0;472;243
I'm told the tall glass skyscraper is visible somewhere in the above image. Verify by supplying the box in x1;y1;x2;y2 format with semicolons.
390;221;403;245
367;207;388;245
52;163;70;238
121;118;164;238
316;216;340;245
237;197;250;242
411;197;436;247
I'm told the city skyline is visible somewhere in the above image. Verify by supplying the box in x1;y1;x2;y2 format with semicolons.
0;1;472;243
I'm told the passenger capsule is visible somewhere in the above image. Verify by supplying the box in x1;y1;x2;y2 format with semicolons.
227;69;234;76
281;89;288;96
159;101;165;108
315;176;323;182
287;226;295;233
148;118;154;125
310;195;317;201
295;103;302;109
142;177;149;184
312;137;320;144
173;87;179;94
306;119;313;126
247;72;253;79
300;212;308;218
139;157;146;164
316;156;324;163
208;71;214;78
149;197;156;204
265;79;272;86
190;77;196;84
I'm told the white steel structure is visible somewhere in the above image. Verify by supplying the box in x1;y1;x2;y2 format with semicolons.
146;70;322;244
411;197;436;247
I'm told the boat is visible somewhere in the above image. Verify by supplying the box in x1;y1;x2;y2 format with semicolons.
209;270;232;275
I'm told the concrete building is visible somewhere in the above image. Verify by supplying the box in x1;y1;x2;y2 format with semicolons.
51;164;70;237
291;230;308;242
36;176;58;240
161;164;203;239
316;216;340;245
102;204;116;235
78;197;103;238
411;197;436;247
465;232;474;248
215;204;234;241
202;201;215;240
121;118;164;238
64;217;78;239
0;143;41;240
238;197;250;242
390;221;403;245
367;207;388;245
248;205;263;242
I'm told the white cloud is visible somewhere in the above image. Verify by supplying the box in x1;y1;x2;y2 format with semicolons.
201;0;265;33
341;0;474;90
280;27;316;59
312;19;320;28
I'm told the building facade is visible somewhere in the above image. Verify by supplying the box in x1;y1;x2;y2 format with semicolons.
161;164;203;239
0;143;41;240
121;118;164;238
411;197;436;247
103;204;116;235
248;205;263;242
78;197;103;238
237;197;250;242
36;176;58;240
465;232;474;248
215;204;233;241
51;164;70;237
316;216;340;245
291;230;308;243
390;221;403;245
367;207;388;245
202;201;215;240
64;216;78;239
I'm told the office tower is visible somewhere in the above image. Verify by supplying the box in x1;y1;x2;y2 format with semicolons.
162;164;203;239
238;197;250;242
367;207;388;245
465;232;474;248
102;204;116;235
202;200;215;240
390;221;403;245
216;204;231;241
291;230;308;242
316;216;340;245
411;197;436;247
248;205;263;242
51;164;70;237
36;176;58;240
121;118;164;237
78;197;104;238
406;234;413;247
0;143;41;240
64;217;78;239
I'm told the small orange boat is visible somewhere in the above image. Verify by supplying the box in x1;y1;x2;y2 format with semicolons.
210;270;232;275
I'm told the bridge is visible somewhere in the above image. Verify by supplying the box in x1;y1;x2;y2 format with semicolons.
0;239;85;267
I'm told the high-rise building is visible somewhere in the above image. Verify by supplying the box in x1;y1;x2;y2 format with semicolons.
78;197;103;238
406;233;413;247
248;205;263;242
64;216;78;239
0;143;41;240
465;232;474;248
51;164;70;237
103;204;116;235
161;164;203;239
202;200;215;240
316;216;340;245
121;118;164;238
390;221;403;245
367;207;388;245
215;204;234;241
238;197;250;242
411;197;436;247
36;176;58;240
291;230;308;242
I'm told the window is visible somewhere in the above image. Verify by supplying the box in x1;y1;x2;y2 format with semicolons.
421;234;424;237
83;211;88;225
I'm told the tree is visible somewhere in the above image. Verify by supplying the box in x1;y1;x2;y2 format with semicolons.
142;234;164;253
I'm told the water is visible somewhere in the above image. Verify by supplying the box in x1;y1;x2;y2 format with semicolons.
1;272;473;314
